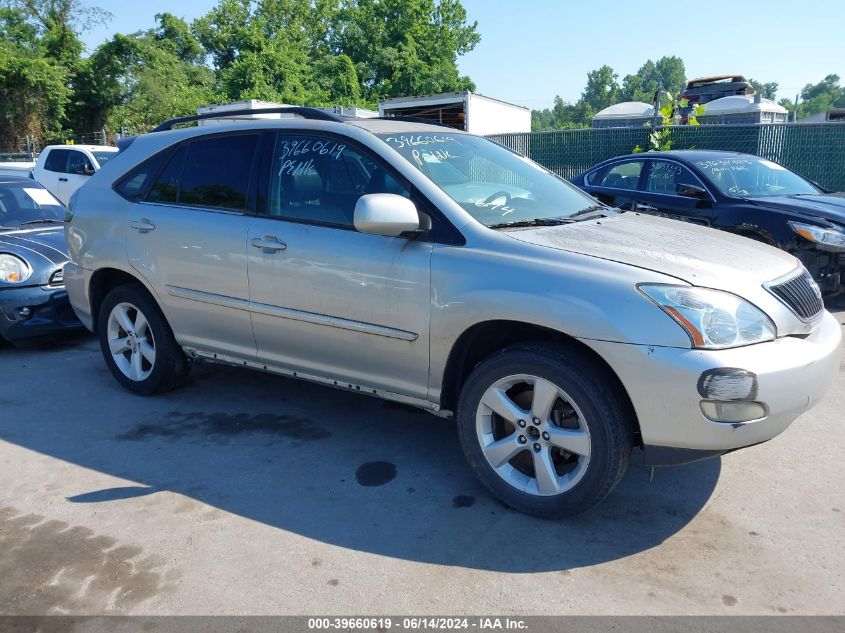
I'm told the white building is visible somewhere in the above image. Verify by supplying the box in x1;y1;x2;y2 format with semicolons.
378;92;531;135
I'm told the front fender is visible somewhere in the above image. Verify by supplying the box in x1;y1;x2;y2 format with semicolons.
428;243;692;400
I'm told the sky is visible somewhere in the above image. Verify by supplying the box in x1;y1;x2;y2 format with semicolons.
82;0;845;110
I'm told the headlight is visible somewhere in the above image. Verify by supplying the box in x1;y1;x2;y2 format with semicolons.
789;221;845;250
638;285;776;349
0;254;32;283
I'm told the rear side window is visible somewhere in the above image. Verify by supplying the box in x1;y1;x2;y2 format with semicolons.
179;135;258;210
115;149;174;201
597;161;644;190
44;149;70;173
147;146;187;204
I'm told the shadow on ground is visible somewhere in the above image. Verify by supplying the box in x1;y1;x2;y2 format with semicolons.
1;334;720;573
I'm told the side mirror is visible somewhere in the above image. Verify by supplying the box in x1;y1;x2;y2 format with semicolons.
354;193;420;237
676;183;708;199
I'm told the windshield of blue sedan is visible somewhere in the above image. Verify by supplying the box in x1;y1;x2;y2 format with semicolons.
377;133;601;226
0;182;64;229
693;156;819;197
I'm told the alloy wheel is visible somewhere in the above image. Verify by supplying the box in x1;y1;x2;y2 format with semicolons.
475;374;592;496
106;301;156;382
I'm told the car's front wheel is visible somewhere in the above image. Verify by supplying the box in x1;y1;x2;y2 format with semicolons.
456;343;634;518
98;284;189;395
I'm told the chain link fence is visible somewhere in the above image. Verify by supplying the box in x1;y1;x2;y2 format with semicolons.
488;123;845;192
0;130;113;162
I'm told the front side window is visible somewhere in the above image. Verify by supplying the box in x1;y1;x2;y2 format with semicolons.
376;133;600;227
66;151;94;176
644;160;702;195
693;156;819;198
268;134;410;227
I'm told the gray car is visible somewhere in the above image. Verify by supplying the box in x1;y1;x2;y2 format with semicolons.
64;108;842;518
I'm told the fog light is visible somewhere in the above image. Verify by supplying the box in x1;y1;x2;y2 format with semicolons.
19;307;32;320
700;400;767;423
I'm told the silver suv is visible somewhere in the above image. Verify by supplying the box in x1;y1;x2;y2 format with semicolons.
65;108;842;517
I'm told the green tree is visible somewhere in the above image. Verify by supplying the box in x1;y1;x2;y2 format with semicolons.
748;78;778;100
621;56;686;103
580;64;619;112
331;0;479;101
0;3;78;142
799;74;845;116
71;14;217;133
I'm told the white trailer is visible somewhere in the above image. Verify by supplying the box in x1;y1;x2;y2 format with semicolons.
378;91;531;135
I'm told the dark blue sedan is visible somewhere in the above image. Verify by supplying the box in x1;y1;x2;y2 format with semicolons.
571;150;845;293
0;176;82;344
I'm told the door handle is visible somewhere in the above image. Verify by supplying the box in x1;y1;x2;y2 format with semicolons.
58;177;68;182
130;218;156;233
250;236;287;253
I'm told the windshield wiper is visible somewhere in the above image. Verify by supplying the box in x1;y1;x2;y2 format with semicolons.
19;219;64;226
568;204;614;220
488;217;574;229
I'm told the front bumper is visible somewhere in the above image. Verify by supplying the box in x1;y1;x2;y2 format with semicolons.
582;310;842;465
0;284;83;342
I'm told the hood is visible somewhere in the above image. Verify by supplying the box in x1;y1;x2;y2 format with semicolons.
744;194;845;226
506;213;800;295
0;226;69;285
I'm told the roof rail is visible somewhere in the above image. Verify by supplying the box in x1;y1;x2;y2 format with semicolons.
374;115;457;129
150;107;347;133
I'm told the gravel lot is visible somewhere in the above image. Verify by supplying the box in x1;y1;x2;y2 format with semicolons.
1;297;843;616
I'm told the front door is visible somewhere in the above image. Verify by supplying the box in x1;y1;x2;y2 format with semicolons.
247;132;433;399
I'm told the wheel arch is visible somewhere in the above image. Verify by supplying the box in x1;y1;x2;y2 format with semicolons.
88;267;160;334
439;319;642;446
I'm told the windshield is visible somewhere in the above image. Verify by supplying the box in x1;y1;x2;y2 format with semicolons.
693;156;819;198
0;182;64;229
92;151;116;167
377;133;602;227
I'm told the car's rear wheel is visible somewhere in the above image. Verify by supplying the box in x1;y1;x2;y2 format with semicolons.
456;343;634;518
98;284;189;395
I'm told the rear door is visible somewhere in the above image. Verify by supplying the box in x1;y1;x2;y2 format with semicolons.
38;149;70;201
246;131;434;399
124;132;260;359
637;159;715;225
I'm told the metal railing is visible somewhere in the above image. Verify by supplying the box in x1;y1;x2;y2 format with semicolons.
488;123;845;192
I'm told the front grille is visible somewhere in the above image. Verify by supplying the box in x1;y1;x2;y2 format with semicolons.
767;269;823;321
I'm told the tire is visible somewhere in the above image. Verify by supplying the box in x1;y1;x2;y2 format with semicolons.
97;284;190;395
456;342;634;519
